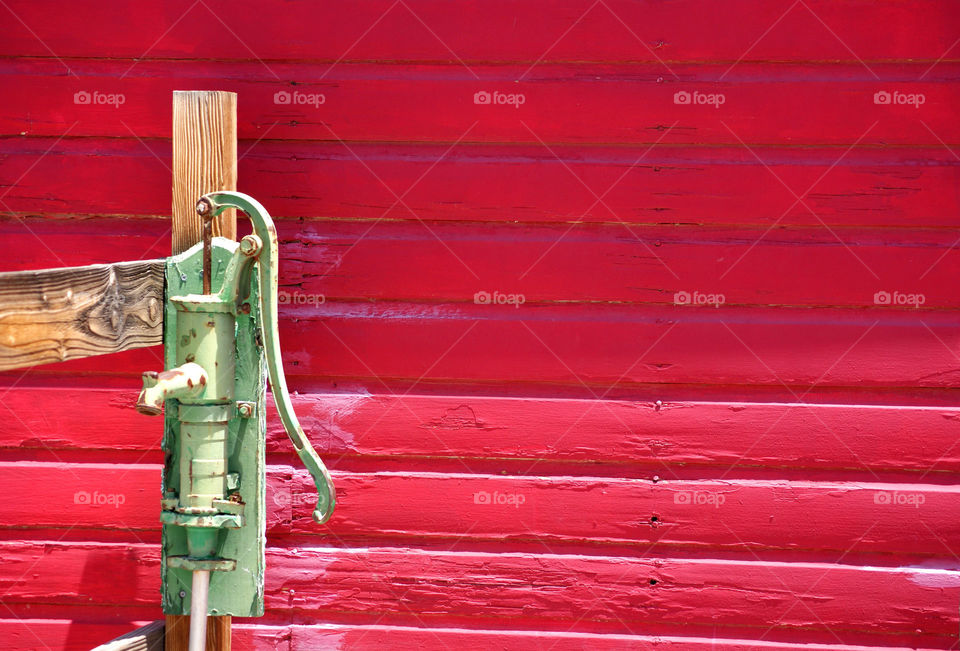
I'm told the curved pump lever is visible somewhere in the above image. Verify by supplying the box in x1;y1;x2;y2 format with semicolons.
197;191;335;524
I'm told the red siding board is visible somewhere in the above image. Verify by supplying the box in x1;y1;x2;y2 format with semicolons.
4;140;960;229
284;305;960;389
3;622;945;651
1;1;959;64
0;0;958;65
6;389;960;477
2;461;959;559
9;622;947;651
3;61;959;145
10;215;960;308
1;542;957;647
242;625;953;651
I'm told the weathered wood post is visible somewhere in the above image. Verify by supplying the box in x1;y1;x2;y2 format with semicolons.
165;89;237;651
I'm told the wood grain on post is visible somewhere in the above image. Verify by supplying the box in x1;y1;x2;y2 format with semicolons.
164;612;231;651
172;90;237;255
0;260;164;372
168;89;236;650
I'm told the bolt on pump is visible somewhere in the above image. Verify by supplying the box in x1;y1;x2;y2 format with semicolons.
136;192;335;651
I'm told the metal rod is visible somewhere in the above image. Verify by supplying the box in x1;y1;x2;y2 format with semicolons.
189;570;210;651
202;218;212;295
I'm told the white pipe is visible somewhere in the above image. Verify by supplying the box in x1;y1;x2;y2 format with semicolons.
189;570;210;651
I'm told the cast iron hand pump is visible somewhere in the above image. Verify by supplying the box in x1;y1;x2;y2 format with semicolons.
135;191;335;650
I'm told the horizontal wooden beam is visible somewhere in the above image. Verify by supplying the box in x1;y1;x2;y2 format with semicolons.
0;260;164;372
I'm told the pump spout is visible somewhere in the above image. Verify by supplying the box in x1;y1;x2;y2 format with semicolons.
136;362;208;415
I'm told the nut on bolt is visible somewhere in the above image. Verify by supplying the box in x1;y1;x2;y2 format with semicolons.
196;197;214;219
239;235;262;257
237;402;255;418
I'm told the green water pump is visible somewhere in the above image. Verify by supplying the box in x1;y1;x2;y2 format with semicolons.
135;192;335;647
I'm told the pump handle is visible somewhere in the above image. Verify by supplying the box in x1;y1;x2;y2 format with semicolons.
197;191;336;524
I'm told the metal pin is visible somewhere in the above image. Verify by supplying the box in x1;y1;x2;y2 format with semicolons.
202;219;212;295
197;198;213;295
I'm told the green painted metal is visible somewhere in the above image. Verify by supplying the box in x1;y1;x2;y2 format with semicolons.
135;191;335;617
152;238;266;616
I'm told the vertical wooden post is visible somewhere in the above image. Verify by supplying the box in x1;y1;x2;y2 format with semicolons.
172;91;237;253
167;90;236;651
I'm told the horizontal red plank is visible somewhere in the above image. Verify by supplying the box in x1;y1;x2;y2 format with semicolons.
277;393;960;477
281;303;960;389
1;302;958;390
2;621;939;651
3;462;959;558
238;625;949;651
2;60;957;145
3;139;958;229
1;0;957;64
285;471;960;557
0;216;170;271
1;541;956;646
6;215;960;309
280;221;960;309
0;462;287;534
4;388;960;478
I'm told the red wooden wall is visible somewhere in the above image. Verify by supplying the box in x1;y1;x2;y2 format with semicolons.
2;1;960;648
